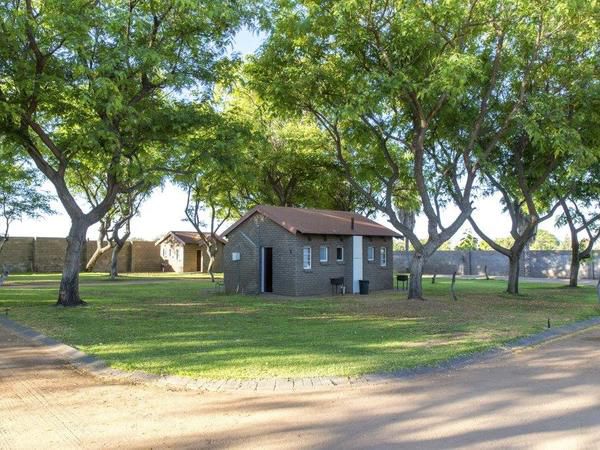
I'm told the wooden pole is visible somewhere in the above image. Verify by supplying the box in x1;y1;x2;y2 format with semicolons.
451;271;458;301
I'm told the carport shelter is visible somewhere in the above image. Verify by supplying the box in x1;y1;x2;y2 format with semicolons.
223;205;401;296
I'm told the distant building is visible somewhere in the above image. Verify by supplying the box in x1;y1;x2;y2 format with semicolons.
223;205;401;296
156;231;225;273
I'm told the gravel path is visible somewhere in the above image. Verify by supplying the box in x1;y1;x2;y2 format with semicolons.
2;322;600;449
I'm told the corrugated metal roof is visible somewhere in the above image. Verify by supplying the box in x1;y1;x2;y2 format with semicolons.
223;205;402;238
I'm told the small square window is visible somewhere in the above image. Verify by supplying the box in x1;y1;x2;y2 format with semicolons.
367;246;375;261
303;247;312;270
319;246;328;263
336;246;344;262
380;247;387;267
232;252;241;261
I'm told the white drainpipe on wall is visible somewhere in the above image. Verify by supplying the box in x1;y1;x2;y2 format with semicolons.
352;236;363;294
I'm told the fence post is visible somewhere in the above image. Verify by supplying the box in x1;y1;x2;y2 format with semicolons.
32;237;37;273
468;250;473;276
128;241;134;273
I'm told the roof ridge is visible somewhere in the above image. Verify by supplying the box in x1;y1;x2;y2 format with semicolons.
258;204;357;214
224;205;402;238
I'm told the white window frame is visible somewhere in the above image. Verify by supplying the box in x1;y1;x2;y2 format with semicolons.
319;245;328;263
336;246;344;262
176;248;180;261
303;246;312;270
367;246;375;261
380;247;387;267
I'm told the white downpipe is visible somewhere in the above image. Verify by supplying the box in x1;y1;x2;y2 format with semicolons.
260;247;265;293
352;236;363;294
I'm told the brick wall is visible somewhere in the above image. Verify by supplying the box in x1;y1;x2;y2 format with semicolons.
131;241;161;272
0;238;34;272
224;215;261;294
224;214;296;295
223;213;396;296
292;235;394;295
85;241;132;273
295;235;349;296
34;237;70;272
0;236;162;273
362;236;394;291
182;244;198;272
394;249;600;280
198;242;224;273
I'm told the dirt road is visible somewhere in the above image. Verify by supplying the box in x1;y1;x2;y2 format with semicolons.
2;323;600;449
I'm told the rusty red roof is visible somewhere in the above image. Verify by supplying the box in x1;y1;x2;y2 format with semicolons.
223;205;401;238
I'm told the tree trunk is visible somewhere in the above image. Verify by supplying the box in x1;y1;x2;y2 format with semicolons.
569;236;580;288
569;253;580;288
85;238;111;272
450;271;458;301
408;253;424;300
57;221;88;306
110;244;122;280
0;237;7;257
207;245;216;283
507;254;520;295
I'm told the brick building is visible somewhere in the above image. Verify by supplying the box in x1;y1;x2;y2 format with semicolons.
156;231;225;273
223;205;401;296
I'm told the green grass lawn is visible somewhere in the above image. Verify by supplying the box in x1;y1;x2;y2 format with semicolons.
3;272;220;285
0;273;598;379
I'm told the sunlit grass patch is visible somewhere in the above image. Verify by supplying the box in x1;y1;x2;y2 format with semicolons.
0;275;598;379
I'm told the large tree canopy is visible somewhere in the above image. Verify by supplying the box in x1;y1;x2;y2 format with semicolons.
557;162;600;287
247;0;596;298
171;82;378;280
0;141;53;257
220;82;374;212
467;2;599;293
0;0;254;305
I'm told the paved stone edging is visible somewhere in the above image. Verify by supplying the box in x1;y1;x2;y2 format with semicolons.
2;315;600;393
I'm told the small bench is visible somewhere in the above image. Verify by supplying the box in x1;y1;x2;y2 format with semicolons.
396;274;409;291
330;277;345;295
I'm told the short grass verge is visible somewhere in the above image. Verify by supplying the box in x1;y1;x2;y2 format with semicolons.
0;274;598;379
3;272;220;285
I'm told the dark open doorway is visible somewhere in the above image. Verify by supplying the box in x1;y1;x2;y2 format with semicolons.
262;247;273;293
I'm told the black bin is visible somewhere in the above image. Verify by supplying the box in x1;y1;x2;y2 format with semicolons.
359;280;369;295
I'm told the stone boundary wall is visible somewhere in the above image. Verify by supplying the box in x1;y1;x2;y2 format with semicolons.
0;237;161;273
131;241;163;272
394;250;600;280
